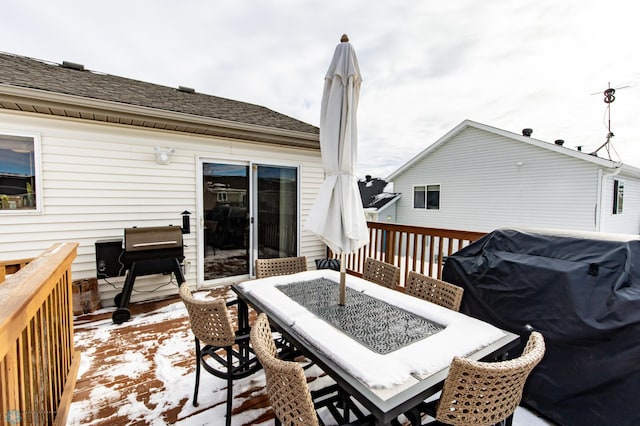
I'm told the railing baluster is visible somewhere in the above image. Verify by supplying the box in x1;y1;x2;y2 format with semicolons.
341;223;485;284
0;243;80;426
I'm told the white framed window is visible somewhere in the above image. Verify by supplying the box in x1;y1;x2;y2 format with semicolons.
613;179;624;214
0;132;42;213
413;184;440;210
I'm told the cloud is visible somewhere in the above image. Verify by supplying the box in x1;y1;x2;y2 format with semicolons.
3;0;640;177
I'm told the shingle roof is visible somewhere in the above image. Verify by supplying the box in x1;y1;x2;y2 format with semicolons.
358;176;400;211
0;52;319;141
364;192;401;210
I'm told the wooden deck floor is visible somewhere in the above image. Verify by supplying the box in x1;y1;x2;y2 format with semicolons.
67;287;286;425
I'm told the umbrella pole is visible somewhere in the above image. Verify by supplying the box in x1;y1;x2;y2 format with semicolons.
339;252;346;306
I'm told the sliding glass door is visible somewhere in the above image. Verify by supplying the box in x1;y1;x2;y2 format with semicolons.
200;161;299;284
255;165;298;259
202;162;250;281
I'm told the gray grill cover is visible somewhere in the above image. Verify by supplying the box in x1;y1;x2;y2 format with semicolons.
442;228;640;426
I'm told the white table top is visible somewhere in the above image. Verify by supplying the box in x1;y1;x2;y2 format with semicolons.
236;270;510;391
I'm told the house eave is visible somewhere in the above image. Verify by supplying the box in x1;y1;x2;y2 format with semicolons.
0;84;320;150
386;119;630;181
364;194;402;213
377;195;401;213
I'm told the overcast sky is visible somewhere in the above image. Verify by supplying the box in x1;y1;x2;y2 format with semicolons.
4;0;639;179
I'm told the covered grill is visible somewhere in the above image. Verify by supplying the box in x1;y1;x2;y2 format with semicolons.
442;228;640;426
112;225;185;324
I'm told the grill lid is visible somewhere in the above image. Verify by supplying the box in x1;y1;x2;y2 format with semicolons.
124;226;183;252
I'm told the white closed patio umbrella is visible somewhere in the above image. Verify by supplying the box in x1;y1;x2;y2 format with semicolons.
305;34;369;305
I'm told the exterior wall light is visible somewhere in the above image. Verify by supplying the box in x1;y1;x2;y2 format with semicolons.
153;146;175;165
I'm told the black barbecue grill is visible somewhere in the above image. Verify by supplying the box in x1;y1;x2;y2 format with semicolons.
111;225;185;324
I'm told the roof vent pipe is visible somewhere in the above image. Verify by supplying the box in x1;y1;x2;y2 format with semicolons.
576;145;583;152
555;139;565;146
61;61;84;71
522;128;533;137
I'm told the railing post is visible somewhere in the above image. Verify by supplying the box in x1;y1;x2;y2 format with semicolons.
385;229;394;263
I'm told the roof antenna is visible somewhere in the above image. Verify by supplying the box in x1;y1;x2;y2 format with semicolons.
589;82;629;160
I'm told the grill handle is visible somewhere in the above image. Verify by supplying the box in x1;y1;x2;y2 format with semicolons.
132;240;178;248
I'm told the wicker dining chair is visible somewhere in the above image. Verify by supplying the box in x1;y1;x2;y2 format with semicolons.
179;284;261;426
407;331;546;426
405;270;464;311
362;257;400;289
254;256;309;361
251;313;374;426
255;256;308;279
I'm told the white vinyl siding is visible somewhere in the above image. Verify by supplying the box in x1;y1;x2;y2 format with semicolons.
601;175;640;234
394;127;601;233
0;111;325;304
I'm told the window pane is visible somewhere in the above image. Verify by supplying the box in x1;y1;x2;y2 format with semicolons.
257;165;298;258
426;185;440;210
413;186;425;208
0;135;37;210
613;180;624;214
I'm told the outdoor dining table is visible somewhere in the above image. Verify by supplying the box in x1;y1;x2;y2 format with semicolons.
232;269;520;425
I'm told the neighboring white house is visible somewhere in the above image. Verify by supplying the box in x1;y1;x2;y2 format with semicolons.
387;119;640;234
0;52;327;304
358;175;401;223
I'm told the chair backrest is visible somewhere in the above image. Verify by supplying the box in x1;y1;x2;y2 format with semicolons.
255;256;307;279
436;331;546;426
179;284;236;347
250;313;319;426
405;270;464;311
362;257;400;289
249;312;278;360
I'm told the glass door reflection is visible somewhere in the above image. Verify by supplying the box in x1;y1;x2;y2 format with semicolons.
202;162;249;281
256;165;298;259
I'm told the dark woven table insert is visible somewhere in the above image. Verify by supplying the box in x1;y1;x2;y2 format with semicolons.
277;278;444;354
